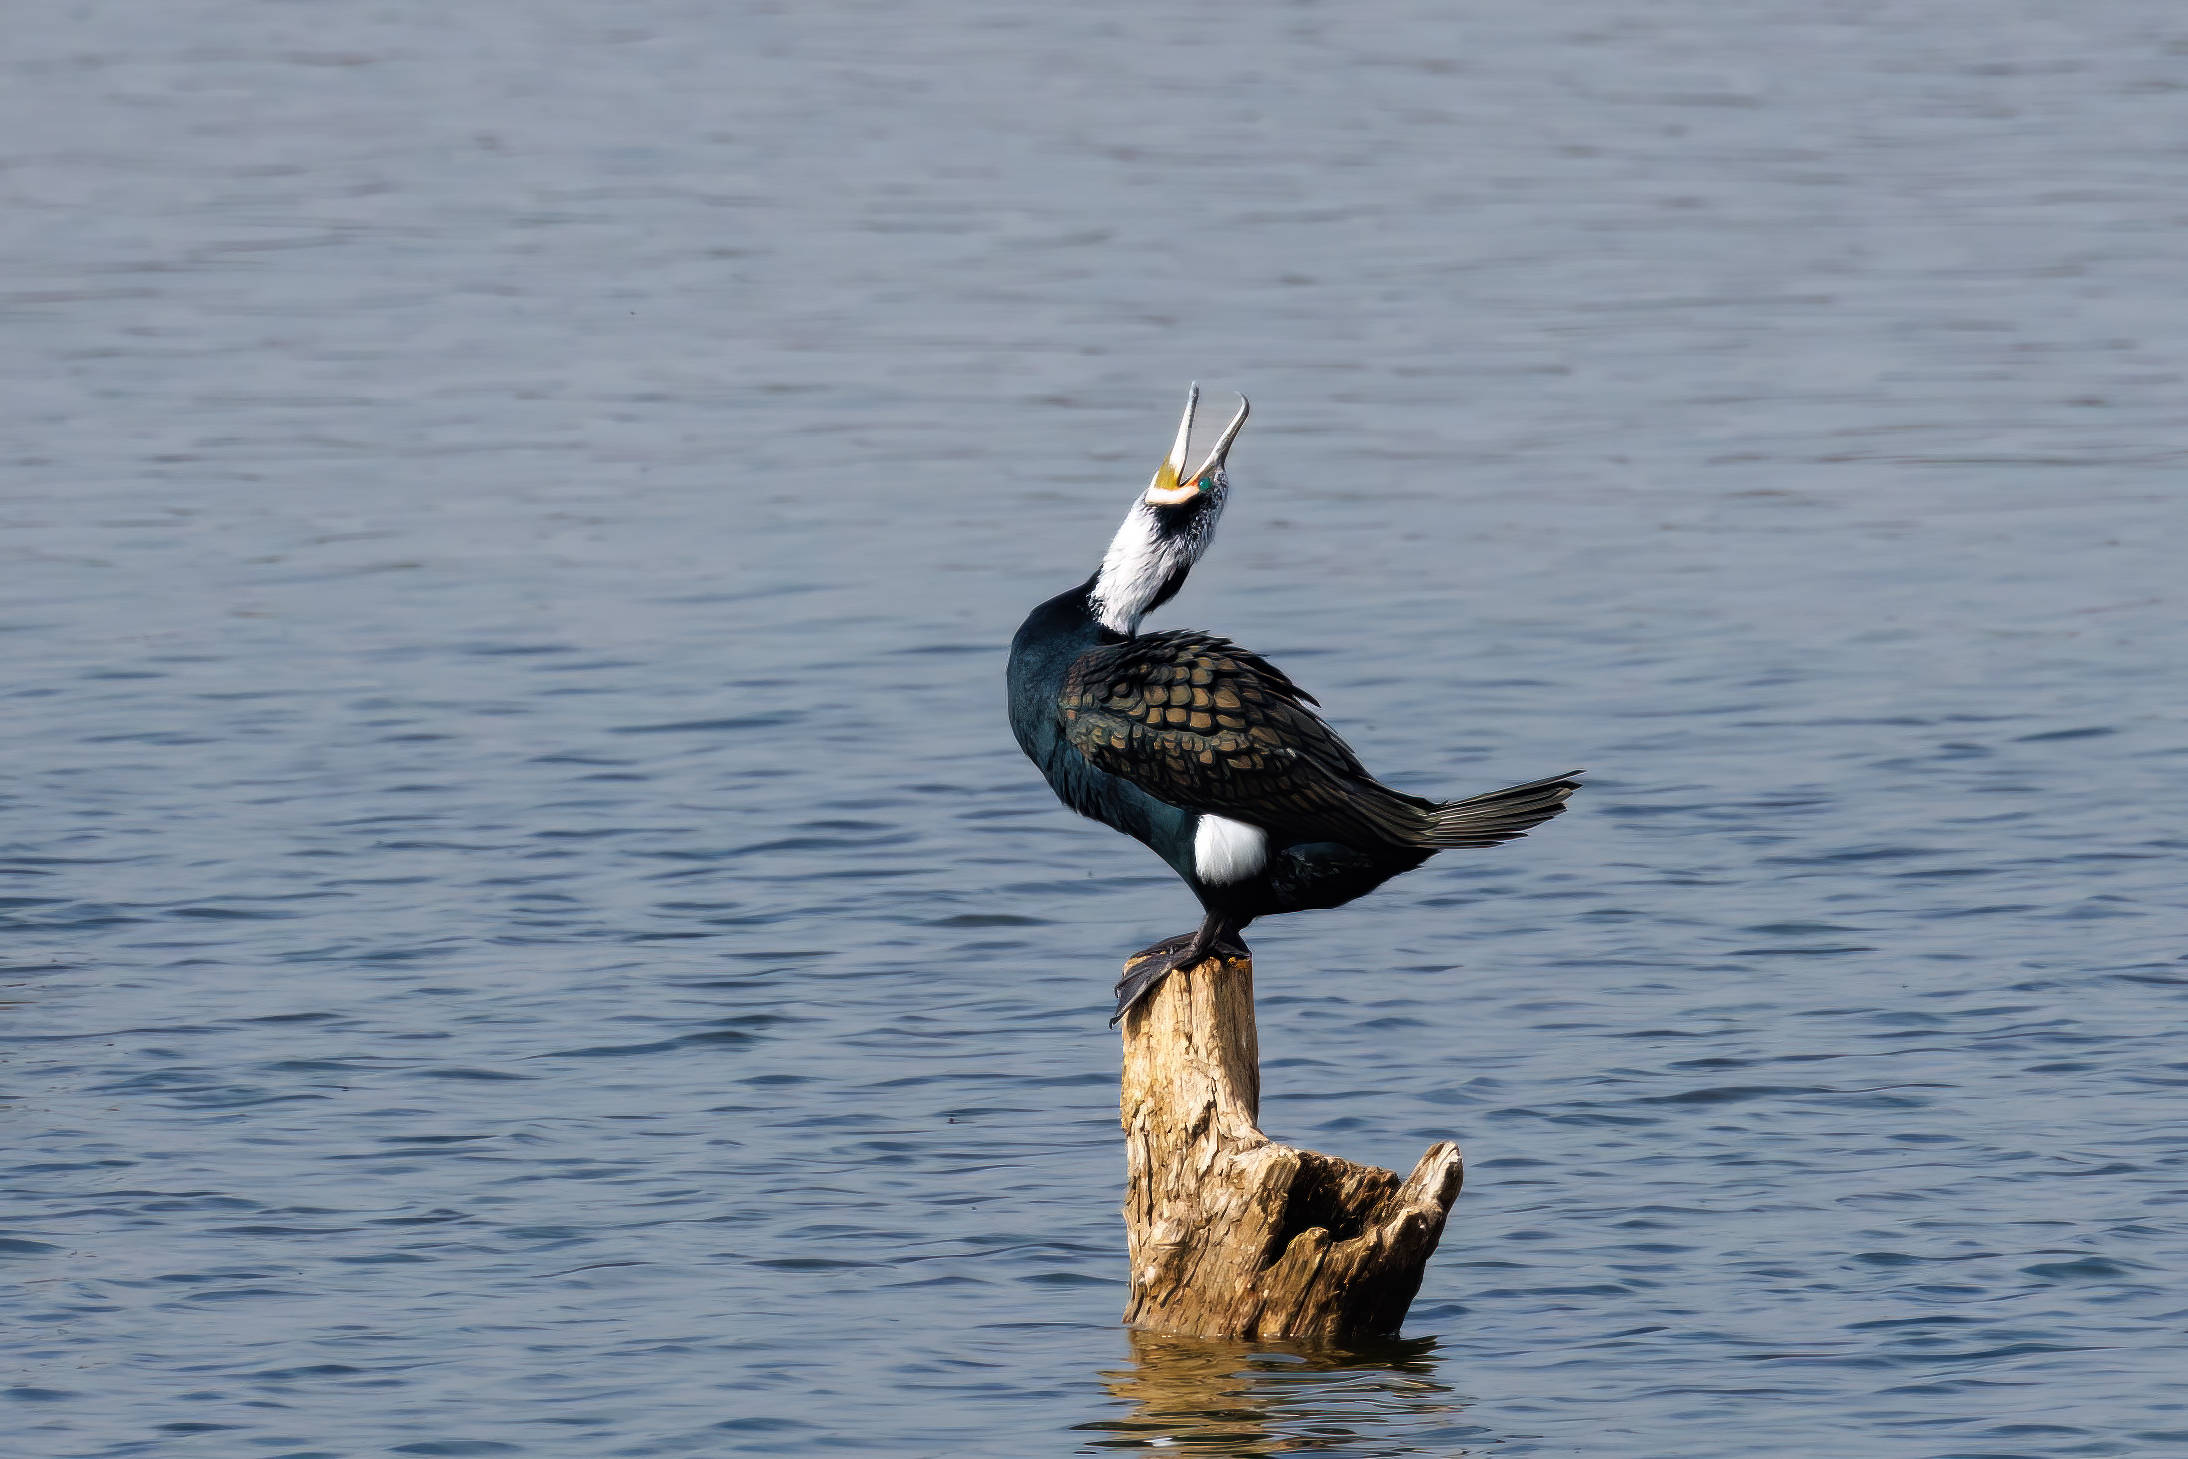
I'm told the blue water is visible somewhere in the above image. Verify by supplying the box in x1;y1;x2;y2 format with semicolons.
6;2;2186;1455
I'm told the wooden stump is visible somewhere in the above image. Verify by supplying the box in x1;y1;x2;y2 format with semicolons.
1117;950;1464;1343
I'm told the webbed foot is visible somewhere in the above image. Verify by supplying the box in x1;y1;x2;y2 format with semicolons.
1111;926;1250;1027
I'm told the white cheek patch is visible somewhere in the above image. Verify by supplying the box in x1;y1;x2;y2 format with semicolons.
1193;814;1267;884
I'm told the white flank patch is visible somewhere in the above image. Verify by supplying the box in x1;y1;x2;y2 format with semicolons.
1193;814;1267;885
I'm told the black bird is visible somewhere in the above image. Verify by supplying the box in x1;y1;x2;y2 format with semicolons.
1007;386;1580;1024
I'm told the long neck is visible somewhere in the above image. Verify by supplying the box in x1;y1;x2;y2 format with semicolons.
1008;581;1125;806
1008;580;1116;756
1088;501;1194;636
1005;580;1196;874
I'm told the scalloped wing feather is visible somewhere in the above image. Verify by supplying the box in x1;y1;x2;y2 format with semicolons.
1059;630;1431;849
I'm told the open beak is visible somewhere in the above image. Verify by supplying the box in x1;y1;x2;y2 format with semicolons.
1144;384;1249;506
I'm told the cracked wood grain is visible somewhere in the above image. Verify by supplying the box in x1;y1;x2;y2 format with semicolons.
1117;950;1463;1342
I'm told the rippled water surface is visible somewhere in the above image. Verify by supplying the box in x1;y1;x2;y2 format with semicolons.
7;3;2187;1455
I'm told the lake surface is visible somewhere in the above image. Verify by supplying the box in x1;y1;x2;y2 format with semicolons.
5;2;2186;1455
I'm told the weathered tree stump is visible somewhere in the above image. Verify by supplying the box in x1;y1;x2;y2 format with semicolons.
1117;950;1464;1342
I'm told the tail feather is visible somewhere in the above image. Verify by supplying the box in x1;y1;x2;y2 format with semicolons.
1416;770;1583;849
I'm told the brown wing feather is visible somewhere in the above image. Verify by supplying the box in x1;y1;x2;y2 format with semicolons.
1059;630;1429;848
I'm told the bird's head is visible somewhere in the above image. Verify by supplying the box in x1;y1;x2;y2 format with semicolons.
1089;384;1249;636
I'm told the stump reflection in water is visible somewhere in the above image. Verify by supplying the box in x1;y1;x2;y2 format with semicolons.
1079;1329;1469;1455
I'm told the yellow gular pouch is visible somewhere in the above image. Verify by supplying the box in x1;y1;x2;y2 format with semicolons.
1143;457;1192;506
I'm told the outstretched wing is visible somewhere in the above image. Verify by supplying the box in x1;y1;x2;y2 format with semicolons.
1059;629;1428;848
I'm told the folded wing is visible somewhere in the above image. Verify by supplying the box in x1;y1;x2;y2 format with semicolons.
1060;630;1436;849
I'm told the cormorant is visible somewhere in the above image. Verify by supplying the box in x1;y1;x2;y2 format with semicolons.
1007;386;1580;1024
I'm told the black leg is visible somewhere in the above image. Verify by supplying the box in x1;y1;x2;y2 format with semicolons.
1111;909;1249;1027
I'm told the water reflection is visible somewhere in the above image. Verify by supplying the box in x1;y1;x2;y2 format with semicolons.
1078;1329;1480;1456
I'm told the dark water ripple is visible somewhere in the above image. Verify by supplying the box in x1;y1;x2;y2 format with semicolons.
7;1;2188;1455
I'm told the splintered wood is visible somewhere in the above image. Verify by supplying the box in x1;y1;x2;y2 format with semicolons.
1116;951;1463;1342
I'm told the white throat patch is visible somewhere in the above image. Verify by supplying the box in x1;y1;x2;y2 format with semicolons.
1089;502;1185;636
1193;814;1268;885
